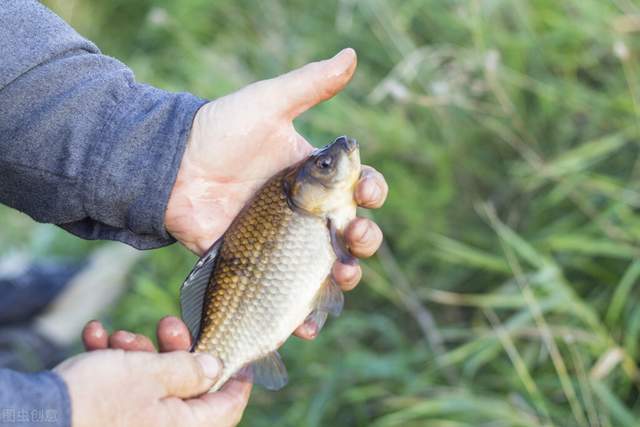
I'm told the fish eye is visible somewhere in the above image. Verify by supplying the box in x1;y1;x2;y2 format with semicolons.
315;155;333;170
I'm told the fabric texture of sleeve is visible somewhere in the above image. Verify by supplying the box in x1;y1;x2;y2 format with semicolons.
0;369;71;427
0;0;207;249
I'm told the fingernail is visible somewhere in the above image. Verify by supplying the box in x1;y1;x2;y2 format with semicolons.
332;47;353;60
87;320;105;336
165;324;181;338
331;48;356;70
119;331;135;343
196;354;223;380
159;316;182;337
305;321;318;338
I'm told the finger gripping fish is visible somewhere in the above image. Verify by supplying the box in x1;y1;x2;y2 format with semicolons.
180;136;361;391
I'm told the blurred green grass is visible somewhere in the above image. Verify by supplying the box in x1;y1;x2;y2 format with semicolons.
3;0;640;425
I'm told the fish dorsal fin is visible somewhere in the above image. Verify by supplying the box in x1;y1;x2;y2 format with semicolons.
251;351;288;390
314;276;344;317
180;239;222;345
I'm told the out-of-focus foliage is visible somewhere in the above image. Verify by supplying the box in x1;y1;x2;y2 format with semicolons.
3;0;640;425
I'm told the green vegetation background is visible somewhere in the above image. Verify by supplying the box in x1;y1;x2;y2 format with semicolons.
3;0;640;425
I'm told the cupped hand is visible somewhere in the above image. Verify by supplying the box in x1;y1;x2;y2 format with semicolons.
165;48;388;339
68;317;251;427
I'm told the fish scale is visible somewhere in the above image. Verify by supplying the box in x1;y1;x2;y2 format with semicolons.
194;173;335;390
180;136;361;391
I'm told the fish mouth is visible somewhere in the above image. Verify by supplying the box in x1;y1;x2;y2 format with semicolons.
312;135;359;157
334;136;361;187
334;135;359;154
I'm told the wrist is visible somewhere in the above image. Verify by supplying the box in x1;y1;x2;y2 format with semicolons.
165;145;200;250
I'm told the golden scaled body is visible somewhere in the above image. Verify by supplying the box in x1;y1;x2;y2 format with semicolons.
196;174;335;391
180;135;361;391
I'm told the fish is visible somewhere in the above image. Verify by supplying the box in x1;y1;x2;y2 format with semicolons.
180;135;362;391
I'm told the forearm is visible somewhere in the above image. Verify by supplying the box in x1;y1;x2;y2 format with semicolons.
0;0;205;249
0;369;71;427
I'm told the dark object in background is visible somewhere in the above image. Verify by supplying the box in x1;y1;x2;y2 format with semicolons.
0;261;83;325
0;325;65;371
0;244;142;372
0;260;83;371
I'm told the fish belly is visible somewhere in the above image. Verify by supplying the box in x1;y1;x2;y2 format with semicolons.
199;208;335;390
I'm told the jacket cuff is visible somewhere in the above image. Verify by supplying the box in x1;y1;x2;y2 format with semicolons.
80;82;207;249
0;369;71;427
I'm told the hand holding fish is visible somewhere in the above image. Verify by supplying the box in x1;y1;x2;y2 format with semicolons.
55;317;250;427
56;50;386;427
165;48;388;343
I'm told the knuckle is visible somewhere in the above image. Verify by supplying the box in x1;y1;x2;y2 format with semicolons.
182;353;205;380
347;220;382;257
335;264;361;289
161;352;204;390
347;218;369;242
160;400;192;427
110;330;126;340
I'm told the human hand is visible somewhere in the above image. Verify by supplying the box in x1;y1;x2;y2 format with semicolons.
165;48;389;340
81;316;193;353
58;317;251;427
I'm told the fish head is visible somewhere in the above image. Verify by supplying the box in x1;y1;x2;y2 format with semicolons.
285;135;361;224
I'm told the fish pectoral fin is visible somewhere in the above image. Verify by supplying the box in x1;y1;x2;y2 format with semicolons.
250;351;288;391
328;218;357;265
313;276;344;317
303;277;343;336
305;309;329;334
180;238;223;347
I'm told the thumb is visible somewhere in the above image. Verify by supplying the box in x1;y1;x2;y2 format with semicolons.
139;351;222;398
187;377;253;427
265;48;357;119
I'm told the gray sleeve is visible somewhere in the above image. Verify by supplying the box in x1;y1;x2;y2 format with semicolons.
0;369;71;427
0;0;207;249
